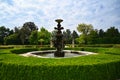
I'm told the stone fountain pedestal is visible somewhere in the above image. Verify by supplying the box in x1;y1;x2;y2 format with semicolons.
54;51;64;57
54;19;65;57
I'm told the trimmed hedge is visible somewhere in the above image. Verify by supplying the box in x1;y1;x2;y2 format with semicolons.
0;61;120;80
65;47;107;53
10;48;55;54
40;47;55;50
11;48;39;54
0;47;120;80
0;46;14;49
78;44;114;48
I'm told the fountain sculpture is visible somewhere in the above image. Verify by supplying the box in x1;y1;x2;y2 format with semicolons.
19;19;96;58
54;19;65;57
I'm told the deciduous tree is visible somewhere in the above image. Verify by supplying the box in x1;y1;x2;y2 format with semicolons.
77;23;93;44
0;26;13;44
38;27;51;45
29;30;38;45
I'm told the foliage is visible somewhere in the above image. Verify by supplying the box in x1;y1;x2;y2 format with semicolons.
23;22;38;32
72;30;79;44
1;23;120;45
0;47;120;80
77;25;120;44
20;22;38;44
97;27;120;44
76;34;86;44
40;47;55;50
78;44;114;48
19;27;28;44
4;34;21;45
29;30;38;45
38;27;51;45
3;22;38;45
77;23;93;44
63;29;79;44
63;29;72;44
87;29;99;44
104;27;120;44
11;48;38;54
0;46;14;49
77;23;93;35
72;30;79;39
0;26;13;44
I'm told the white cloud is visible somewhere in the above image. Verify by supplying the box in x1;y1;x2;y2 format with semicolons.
0;0;120;32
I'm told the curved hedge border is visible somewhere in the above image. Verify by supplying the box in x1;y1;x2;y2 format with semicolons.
0;47;120;80
0;46;14;49
11;48;39;54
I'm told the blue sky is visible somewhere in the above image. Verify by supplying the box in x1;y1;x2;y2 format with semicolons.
0;0;120;32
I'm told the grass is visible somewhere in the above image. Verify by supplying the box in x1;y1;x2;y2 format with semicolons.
0;47;120;80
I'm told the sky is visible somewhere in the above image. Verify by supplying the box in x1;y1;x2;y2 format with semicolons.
0;0;120;32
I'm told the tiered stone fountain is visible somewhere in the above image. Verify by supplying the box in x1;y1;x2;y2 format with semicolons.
20;19;96;58
54;19;65;57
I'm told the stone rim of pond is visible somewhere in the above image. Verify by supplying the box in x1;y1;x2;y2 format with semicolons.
19;50;97;59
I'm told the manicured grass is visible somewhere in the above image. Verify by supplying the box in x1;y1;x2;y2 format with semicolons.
0;47;120;80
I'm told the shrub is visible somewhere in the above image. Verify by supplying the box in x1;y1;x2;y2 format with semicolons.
40;47;55;50
65;47;84;51
78;44;114;48
11;48;38;54
113;44;120;48
0;47;120;80
0;60;120;80
0;46;14;49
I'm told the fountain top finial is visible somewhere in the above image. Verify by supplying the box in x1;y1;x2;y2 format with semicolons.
55;19;63;23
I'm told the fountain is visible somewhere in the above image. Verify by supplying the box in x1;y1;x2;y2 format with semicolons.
19;19;96;58
54;19;65;57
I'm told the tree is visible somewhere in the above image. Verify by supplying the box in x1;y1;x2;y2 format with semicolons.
76;34;85;44
71;30;79;44
71;30;79;47
38;27;51;45
51;30;57;47
105;27;119;37
77;23;93;35
39;39;44;47
87;29;99;44
98;29;104;38
19;27;27;45
0;26;13;44
4;34;21;45
98;29;105;44
20;22;38;44
63;29;72;44
105;27;120;44
29;30;38;45
77;23;93;44
14;27;20;33
23;22;38;32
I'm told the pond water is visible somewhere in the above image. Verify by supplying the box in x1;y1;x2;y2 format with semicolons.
38;52;82;58
20;50;96;58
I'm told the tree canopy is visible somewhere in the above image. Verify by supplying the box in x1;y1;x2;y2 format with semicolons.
77;23;93;35
0;22;120;45
38;27;51;45
0;26;13;44
77;23;93;44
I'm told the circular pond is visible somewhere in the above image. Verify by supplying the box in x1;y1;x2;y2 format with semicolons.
20;50;96;58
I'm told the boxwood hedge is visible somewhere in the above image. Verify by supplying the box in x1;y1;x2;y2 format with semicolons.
0;47;120;80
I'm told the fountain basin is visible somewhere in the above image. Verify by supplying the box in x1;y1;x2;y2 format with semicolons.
20;50;97;58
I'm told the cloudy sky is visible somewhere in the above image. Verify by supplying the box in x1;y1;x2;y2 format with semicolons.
0;0;120;32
